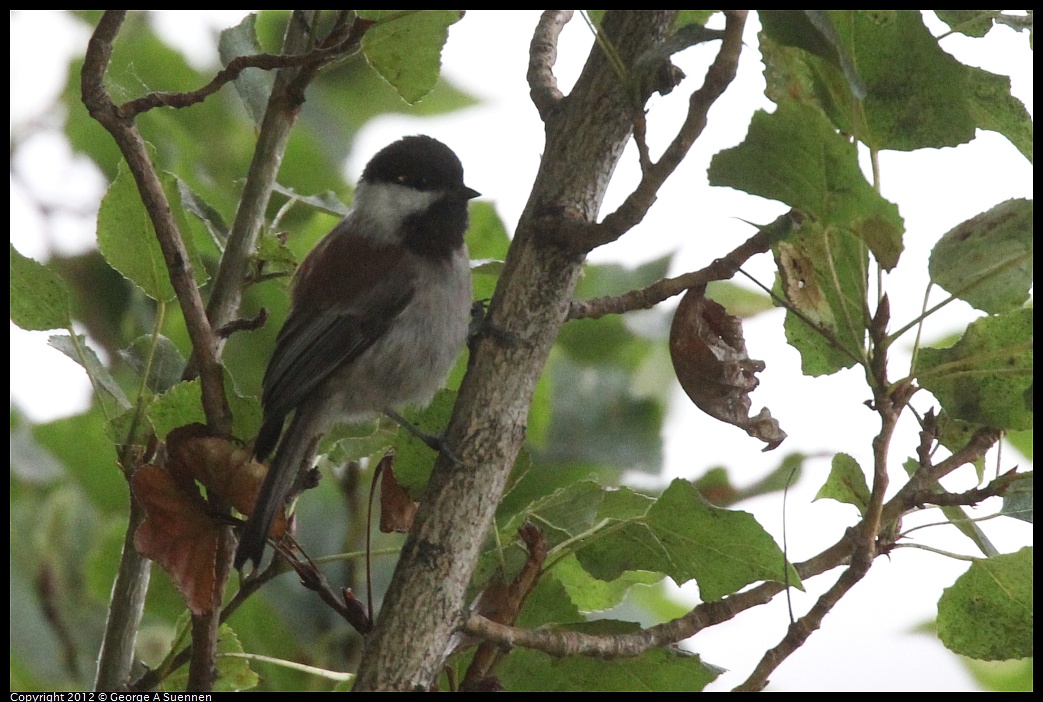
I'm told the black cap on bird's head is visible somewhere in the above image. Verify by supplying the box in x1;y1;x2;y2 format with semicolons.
362;135;480;200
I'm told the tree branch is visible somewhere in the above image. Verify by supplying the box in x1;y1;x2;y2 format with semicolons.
883;426;1004;526
906;469;1022;510
456;422;1003;677
81;11;369;691
568;209;802;320
736;298;905;690
82;10;229;434
83;15;231;688
93;499;151;691
352;11;680;691
734;548;870;692
570;10;749;253
204;11;370;339
459;528;858;659
736;421;1002;689
116;33;367;118
527;10;573;120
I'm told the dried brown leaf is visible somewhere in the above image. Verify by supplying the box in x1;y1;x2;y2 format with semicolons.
669;287;786;450
380;454;418;533
132;424;284;613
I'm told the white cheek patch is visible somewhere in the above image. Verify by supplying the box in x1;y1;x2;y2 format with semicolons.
351;181;442;243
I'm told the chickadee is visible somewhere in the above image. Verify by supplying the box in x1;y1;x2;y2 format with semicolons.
234;135;479;570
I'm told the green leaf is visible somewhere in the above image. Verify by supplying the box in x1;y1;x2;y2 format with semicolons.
390;388;460;496
177;177;230;252
224;367;264;446
148;366;262;444
964;66;1034;164
499;625;721;692
940;505;1000;557
10;245;72;331
928;199;1033;314
577;479;800;601
937;547;1033;660
960;657;1034;692
64;13;258;215
271;183;351;218
33;409;125;514
916;308;1033;430
466;201;511;302
597;485;658;521
695;453;808;507
579;255;673;299
10;412;63;484
97;162;210;301
219;13;275;126
474;480;609;595
48;334;130;409
557;315;654;370
935;10;997;38
705;281;775;318
515;570;585;628
759;11;867;100
500;480;607;549
1001;473;1033;524
831;11;976;151
934;412;989;473
304;54;478;170
119;334;188;395
163;619;260;692
549;554;661;613
1004;429;1032;461
674;11;717;31
96;160;172;300
994;13;1034;47
814;453;870;514
710;103;904;271
774;224;868;376
358;10;464;104
904;452;998;556
148;379;205;440
762;11;1031;159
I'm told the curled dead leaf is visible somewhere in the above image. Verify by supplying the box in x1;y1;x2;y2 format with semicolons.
669;287;786;450
132;424;283;614
164;424;285;536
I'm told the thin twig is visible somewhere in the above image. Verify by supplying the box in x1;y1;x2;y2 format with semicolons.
737;405;897;690
117;38;365;118
906;469;1022;510
886;426;1004;527
734;550;871;692
568;209;800;320
731;290;901;688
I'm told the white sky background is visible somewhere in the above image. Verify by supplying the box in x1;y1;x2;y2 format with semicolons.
9;11;1033;692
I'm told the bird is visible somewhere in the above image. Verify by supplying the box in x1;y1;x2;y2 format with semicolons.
234;135;479;570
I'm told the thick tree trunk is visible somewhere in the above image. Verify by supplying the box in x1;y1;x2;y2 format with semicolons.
353;11;677;691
